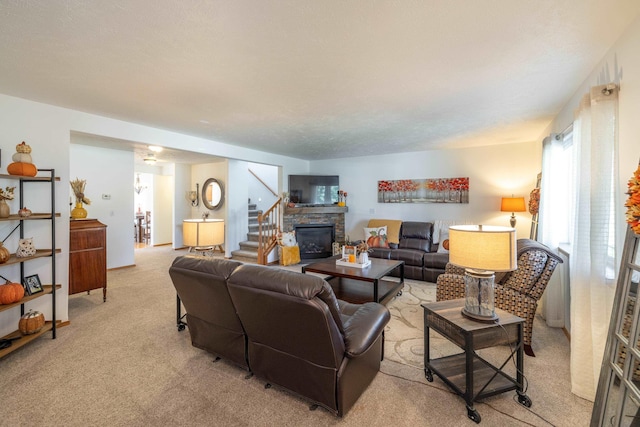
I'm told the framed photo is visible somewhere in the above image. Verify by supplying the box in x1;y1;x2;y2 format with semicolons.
342;245;357;263
24;274;43;295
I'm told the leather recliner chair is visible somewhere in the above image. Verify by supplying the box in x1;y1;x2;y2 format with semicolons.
169;255;248;369
227;264;390;417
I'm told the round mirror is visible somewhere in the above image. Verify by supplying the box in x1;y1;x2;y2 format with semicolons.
202;178;224;210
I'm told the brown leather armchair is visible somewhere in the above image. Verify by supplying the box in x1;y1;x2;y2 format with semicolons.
169;255;248;369
436;239;562;356
227;264;390;417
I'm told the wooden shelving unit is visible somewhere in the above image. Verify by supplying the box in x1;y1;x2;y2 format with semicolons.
0;169;60;358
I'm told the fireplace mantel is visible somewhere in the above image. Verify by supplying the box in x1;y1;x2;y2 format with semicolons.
284;206;348;215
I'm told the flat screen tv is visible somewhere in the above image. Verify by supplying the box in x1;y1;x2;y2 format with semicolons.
288;175;339;206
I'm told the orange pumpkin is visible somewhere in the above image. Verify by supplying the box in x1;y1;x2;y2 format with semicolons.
7;162;37;177
0;242;9;264
19;310;45;335
0;281;25;304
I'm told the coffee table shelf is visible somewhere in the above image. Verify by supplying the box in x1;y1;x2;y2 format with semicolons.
325;276;402;305
302;257;404;305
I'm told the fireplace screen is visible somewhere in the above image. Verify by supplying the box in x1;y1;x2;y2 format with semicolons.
294;224;335;259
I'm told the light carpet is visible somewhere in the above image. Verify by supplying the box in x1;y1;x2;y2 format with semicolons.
0;246;593;426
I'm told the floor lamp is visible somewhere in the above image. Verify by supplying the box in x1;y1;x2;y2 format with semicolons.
183;219;225;255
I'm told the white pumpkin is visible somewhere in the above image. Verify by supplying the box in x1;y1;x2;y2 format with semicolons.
12;152;32;163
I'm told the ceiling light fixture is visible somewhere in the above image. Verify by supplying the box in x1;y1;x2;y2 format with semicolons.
148;145;163;153
143;154;157;165
134;173;147;194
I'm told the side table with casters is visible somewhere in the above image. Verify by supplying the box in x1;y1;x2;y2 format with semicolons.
422;299;531;424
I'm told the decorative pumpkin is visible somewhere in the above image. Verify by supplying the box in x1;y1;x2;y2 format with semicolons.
0;242;10;264
18;207;32;218
16;141;32;154
19;309;45;335
7;162;37;177
11;152;33;164
0;281;25;305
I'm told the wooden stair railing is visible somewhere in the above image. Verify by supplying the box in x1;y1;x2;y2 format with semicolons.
257;197;282;265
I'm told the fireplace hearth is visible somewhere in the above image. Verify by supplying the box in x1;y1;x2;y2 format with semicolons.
294;223;335;259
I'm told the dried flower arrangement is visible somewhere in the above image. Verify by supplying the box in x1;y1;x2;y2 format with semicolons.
528;188;540;215
625;164;640;234
0;186;16;201
70;178;91;205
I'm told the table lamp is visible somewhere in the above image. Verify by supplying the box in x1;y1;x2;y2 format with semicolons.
500;196;526;227
183;219;224;253
448;225;517;322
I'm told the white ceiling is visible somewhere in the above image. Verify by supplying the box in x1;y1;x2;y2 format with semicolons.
1;1;639;161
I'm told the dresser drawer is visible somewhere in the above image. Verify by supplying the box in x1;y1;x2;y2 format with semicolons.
70;228;105;251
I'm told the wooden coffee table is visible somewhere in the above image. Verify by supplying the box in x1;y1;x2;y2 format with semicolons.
302;257;404;305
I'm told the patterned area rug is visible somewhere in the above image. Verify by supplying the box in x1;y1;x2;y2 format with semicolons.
384;279;436;367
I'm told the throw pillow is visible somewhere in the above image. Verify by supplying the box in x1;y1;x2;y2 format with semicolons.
364;226;389;248
437;230;450;253
367;219;402;245
278;231;297;247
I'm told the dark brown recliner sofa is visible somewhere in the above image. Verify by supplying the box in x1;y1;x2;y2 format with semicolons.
169;256;248;369
169;256;390;417
368;221;449;282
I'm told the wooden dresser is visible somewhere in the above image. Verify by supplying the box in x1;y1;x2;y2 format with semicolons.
69;219;107;301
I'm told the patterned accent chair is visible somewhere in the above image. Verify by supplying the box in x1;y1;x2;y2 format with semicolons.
436;239;562;356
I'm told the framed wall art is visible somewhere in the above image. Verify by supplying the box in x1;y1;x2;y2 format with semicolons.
377;177;469;204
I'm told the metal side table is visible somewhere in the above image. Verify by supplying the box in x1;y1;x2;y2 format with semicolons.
422;299;531;424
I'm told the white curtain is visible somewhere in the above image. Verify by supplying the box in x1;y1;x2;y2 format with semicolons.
569;84;619;401
538;133;565;328
538;133;562;249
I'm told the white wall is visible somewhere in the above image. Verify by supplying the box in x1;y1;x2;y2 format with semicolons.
227;160;250;258
173;163;191;249
153;174;174;246
70;144;135;269
310;141;541;242
248;162;279;212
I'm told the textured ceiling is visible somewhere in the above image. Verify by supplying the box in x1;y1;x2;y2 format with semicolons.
1;1;639;161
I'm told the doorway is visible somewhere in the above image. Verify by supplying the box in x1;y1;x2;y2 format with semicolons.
134;172;153;248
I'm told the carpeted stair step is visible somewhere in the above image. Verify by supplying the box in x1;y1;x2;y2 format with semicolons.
248;223;276;233
239;241;259;251
247;230;279;242
230;249;258;262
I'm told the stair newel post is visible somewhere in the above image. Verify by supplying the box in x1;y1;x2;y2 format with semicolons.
257;211;264;264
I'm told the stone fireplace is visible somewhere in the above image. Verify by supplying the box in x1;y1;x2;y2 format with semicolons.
294;223;335;259
283;205;348;259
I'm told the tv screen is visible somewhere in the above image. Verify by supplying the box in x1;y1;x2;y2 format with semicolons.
288;175;339;205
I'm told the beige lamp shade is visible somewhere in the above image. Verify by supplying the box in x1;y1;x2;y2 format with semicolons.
183;219;224;247
500;197;526;213
448;225;517;272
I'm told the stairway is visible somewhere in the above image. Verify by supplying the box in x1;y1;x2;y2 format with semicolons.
230;201;266;263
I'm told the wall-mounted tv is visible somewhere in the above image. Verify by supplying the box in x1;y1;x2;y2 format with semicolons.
288;175;339;206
